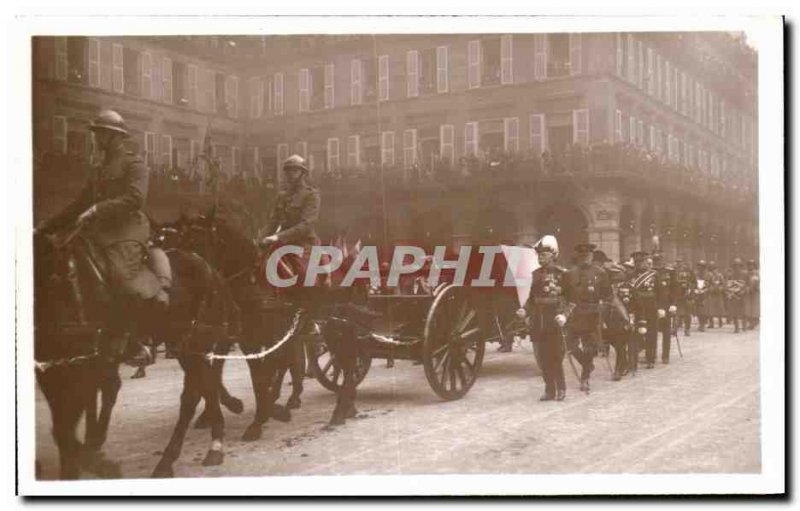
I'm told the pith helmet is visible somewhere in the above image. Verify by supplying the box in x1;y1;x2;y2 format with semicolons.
89;109;129;136
282;154;308;173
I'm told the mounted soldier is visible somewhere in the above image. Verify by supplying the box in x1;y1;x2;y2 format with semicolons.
35;110;171;361
518;235;568;401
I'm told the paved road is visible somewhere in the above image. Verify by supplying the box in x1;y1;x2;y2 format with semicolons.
35;324;760;479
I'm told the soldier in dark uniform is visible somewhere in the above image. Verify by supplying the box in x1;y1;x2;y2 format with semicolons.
36;110;170;361
744;260;760;330
517;235;568;401
627;251;658;369
651;252;678;364
596;254;633;381
726;258;747;334
707;261;727;329
692;260;710;332
673;256;696;337
562;243;612;392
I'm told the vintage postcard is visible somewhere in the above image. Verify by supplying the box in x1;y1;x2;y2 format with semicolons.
13;14;785;496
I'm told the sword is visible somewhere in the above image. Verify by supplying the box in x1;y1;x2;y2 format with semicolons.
559;326;581;384
671;314;684;359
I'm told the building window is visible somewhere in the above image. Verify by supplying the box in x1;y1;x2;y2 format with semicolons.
572;109;589;146
481;37;503;86
637;120;644;147
664;61;671;107
547;33;570;78
141;52;152;99
381;131;395;166
529;114;546;155
501;35;513;84
274;72;284;115
680;72;688;116
187;64;198;109
122;47;141;96
54;37;68;81
250;77;264;118
162;57;173;104
672;67;678;112
440;125;454;165
144;131;157;169
87;38;100;87
636;40;643;87
649;125;656;152
324;64;334;109
225;76;239;118
295;141;307;160
629;115;636;146
346;135;361;168
570;33;582;76
626;34;635;84
504;117;519;152
308;66;324;110
299;68;310;112
190;139;199;164
403;129;417;169
203;69;216;114
52;116;67;154
646;47;654;95
615;33;624;78
695;83;702;124
615;110;623;143
406;50;419;98
436;46;448;93
161;134;172;168
720;100;727;138
277;143;289;172
378;55;389;101
465;122;479;157
468;40;481;88
112;43;124;93
656;54;663;101
263;75;273;114
350;59;362;105
419;48;437;95
535;34;548;81
326;138;339;173
232;146;240;174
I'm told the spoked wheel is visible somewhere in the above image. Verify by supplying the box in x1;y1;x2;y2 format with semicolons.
308;333;372;393
423;284;485;400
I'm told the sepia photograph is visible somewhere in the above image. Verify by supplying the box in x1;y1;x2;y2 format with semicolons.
13;14;785;496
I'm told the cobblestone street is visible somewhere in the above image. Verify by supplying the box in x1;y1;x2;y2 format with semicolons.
35;325;760;479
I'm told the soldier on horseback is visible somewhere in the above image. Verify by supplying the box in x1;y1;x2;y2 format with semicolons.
35;110;171;361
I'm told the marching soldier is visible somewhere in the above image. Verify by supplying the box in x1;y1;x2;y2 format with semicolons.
562;243;613;392
706;261;727;329
693;260;711;332
35;110;171;362
726;258;748;333
517;235;568;401
743;260;760;330
627;251;659;369
595;251;633;381
673;256;697;337
652;252;678;364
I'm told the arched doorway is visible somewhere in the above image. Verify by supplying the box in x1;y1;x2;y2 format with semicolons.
536;202;589;262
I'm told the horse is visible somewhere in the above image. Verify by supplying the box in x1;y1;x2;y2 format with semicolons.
34;225;136;480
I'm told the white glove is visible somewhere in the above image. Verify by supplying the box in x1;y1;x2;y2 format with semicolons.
515;308;527;319
657;309;666;319
668;305;677;314
555;314;567;327
637;326;647;335
259;234;279;247
76;205;97;225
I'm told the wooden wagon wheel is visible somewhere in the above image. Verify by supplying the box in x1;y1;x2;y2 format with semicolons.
308;327;372;393
423;284;485;400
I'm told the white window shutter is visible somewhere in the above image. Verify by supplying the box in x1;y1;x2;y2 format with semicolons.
141;52;152;99
436;46;448;93
572;109;589;146
529;114;546;155
326;138;339;172
406;50;419;98
403;129;417;169
162;57;173;104
626;35;635;83
351;59;362;106
615;34;624;77
504;117;519;152
378;55;390;101
465;122;479;157
440;124;454;164
646;48;654;95
324;64;334;109
88;38;100;87
534;35;548;81
468;40;481;88
274;72;284;115
112;43;124;93
501;35;513;84
569;33;581;76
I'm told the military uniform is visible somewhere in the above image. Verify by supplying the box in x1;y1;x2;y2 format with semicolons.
524;262;568;400
652;255;678;363
726;259;747;333
743;261;760;330
706;263;727;328
602;263;633;380
673;261;697;336
563;244;613;391
692;262;711;331
626;252;660;369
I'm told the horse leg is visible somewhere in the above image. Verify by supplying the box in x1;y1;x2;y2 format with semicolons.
241;357;269;441
152;357;202;478
194;359;243;429
40;367;86;480
285;339;304;410
81;362;122;478
199;356;225;467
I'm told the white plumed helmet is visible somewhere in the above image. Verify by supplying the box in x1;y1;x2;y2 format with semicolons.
534;234;559;257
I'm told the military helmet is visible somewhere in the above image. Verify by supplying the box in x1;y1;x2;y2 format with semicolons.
534;234;559;256
89;109;129;136
282;154;308;173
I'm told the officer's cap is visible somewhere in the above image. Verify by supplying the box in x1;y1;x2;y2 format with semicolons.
534;235;559;255
574;243;597;254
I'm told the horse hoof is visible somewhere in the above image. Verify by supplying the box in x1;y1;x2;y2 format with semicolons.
194;413;212;429
222;396;245;415
345;406;358;419
286;396;301;410
131;368;146;379
271;405;291;423
328;415;345;426
81;450;122;479
201;450;224;467
151;463;174;478
241;423;262;442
